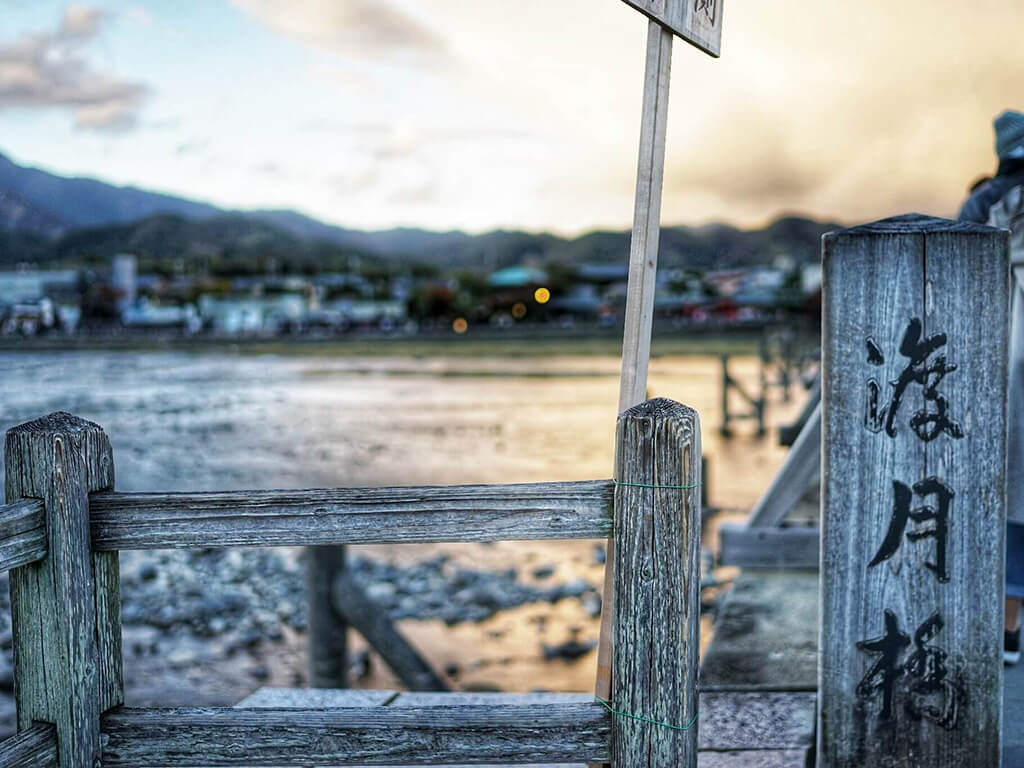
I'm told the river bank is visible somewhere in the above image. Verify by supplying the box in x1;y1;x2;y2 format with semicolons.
0;328;771;358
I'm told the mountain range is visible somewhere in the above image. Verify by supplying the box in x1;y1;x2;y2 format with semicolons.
0;150;839;273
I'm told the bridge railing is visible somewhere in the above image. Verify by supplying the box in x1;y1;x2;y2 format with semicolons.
0;398;701;767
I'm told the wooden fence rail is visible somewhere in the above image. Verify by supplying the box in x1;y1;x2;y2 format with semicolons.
0;482;612;572
88;481;614;550
0;498;46;572
0;723;58;768
0;398;702;767
99;703;613;766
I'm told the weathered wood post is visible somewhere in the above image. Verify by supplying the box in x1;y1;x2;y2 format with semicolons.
332;569;449;691
596;0;725;712
4;412;123;768
612;398;701;767
819;215;1008;766
307;545;349;687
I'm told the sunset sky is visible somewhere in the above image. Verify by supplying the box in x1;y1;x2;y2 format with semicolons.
1;0;1022;234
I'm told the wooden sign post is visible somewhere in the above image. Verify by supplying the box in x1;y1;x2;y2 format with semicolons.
820;215;1008;766
595;0;724;708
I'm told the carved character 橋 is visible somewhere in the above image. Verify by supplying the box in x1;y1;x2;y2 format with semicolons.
856;609;966;730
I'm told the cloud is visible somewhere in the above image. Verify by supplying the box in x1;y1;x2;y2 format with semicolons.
253;161;285;176
59;5;104;39
319;120;443;208
175;138;210;156
388;178;439;206
230;0;450;63
0;5;147;131
644;0;1024;227
301;118;391;135
673;113;826;206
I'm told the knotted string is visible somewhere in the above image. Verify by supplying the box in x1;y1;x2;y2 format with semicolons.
595;696;699;731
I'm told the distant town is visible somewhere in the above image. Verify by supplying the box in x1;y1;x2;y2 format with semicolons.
0;150;827;340
0;254;822;339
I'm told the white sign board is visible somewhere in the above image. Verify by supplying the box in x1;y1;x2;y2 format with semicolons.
621;0;723;57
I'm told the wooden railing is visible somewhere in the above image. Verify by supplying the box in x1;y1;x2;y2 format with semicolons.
0;398;702;767
0;499;46;571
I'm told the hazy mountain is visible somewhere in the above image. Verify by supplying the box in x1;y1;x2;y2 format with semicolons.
0;152;480;258
0;149;840;273
0;188;68;237
38;214;373;276
249;209;475;257
0;152;222;231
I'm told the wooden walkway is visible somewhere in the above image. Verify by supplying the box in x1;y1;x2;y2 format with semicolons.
701;570;1023;765
235;568;1022;765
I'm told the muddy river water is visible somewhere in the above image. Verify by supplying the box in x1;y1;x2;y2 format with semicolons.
0;349;805;709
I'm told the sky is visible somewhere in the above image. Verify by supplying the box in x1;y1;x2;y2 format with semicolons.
0;0;1023;235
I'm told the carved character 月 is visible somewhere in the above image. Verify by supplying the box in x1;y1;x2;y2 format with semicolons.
869;477;954;582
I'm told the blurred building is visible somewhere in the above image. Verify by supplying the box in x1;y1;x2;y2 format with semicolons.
198;293;308;334
122;300;200;333
0;269;80;334
111;254;137;315
0;269;78;305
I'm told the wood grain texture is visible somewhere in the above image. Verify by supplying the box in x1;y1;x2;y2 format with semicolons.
88;480;612;549
619;0;723;57
393;691;814;752
0;498;46;571
611;398;701;767
306;545;349;688
236;688;397;708
746;404;820;528
390;693;591;708
717;524;819;569
5;412;123;768
597;18;675;708
0;723;59;767
333;569;449;692
820;215;1008;766
99;704;612;765
234;688;814;752
617;22;673;417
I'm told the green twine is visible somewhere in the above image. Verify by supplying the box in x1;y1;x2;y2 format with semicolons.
595;696;699;732
612;480;702;490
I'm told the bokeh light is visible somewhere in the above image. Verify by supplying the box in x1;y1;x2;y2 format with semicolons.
452;317;468;334
512;302;527;319
534;287;550;304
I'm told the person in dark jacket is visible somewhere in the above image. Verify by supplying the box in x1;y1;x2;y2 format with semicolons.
961;111;1024;223
960;109;1024;665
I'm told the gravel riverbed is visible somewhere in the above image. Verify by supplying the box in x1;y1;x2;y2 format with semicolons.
0;349;793;736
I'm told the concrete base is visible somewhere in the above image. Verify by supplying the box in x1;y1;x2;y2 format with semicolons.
701;569;1023;765
701;570;818;691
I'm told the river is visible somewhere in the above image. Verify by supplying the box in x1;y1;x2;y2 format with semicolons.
0;348;805;713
